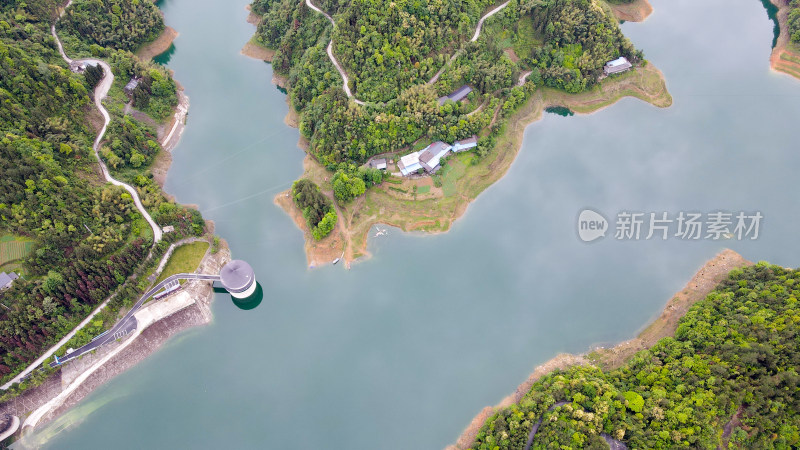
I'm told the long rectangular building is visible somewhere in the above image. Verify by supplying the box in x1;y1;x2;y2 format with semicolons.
437;85;473;106
452;135;478;153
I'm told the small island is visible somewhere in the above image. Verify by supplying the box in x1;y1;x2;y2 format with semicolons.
246;0;671;267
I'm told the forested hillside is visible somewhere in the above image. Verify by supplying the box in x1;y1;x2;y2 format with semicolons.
250;0;640;176
0;0;200;387
472;263;800;449
519;0;640;92
325;0;495;102
56;0;164;53
789;0;800;44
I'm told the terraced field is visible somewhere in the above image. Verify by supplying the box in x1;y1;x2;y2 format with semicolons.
0;235;34;267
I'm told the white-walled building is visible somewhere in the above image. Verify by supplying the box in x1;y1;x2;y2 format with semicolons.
398;151;423;176
603;57;632;75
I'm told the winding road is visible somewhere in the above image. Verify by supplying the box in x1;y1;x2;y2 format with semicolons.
0;1;168;391
304;0;365;105
305;0;511;103
51;1;162;244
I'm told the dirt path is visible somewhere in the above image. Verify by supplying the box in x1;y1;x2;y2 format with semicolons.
517;70;532;86
719;406;744;449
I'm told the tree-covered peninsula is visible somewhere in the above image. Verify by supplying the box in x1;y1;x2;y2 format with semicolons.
0;0;202;393
250;0;670;265
469;262;800;449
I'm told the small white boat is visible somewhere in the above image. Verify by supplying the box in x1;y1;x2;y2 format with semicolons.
332;258;340;265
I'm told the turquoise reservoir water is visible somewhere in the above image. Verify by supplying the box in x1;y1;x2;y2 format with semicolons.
26;0;800;447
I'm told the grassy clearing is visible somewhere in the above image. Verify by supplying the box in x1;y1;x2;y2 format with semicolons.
155;241;209;284
441;157;468;197
781;51;800;65
411;139;432;151
0;235;34;267
778;64;800;78
511;16;543;57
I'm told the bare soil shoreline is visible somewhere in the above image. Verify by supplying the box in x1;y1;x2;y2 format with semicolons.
769;0;800;80
447;249;752;450
136;26;178;61
606;0;653;22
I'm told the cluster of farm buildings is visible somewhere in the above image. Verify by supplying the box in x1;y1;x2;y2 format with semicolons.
370;57;630;178
397;136;478;176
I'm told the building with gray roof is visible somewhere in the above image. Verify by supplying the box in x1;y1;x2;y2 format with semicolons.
438;85;473;106
603;57;632;75
0;272;19;290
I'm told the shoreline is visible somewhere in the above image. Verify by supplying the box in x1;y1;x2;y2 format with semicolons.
240;5;288;89
0;2;199;439
605;0;653;22
4;241;230;440
258;0;669;268
136;26;178;61
280;63;671;267
151;83;190;190
768;0;800;80
447;249;752;449
275;185;351;269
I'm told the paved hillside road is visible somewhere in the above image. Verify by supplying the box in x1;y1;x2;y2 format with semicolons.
53;273;221;366
471;1;510;42
0;4;166;391
304;0;366;105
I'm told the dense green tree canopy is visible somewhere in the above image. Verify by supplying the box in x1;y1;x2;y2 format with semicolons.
57;0;165;52
472;263;800;449
789;0;800;43
251;0;639;176
292;179;337;240
0;0;201;385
